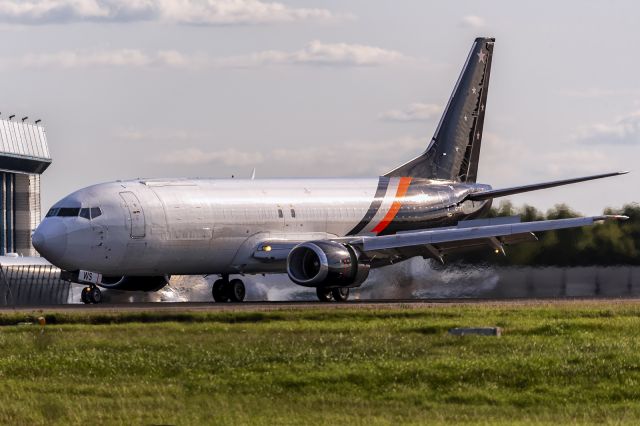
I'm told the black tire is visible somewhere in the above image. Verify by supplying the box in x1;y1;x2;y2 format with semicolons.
316;287;332;302
81;287;91;304
227;279;246;302
89;287;102;304
212;279;229;302
331;287;350;302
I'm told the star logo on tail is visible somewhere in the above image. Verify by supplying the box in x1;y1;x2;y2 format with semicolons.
477;50;487;63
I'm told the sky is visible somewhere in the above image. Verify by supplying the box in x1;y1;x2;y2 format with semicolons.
0;0;638;215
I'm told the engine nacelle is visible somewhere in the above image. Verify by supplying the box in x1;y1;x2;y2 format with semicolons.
99;275;170;292
286;241;370;288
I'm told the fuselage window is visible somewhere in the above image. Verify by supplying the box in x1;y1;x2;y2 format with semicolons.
79;208;91;220
57;208;80;217
90;207;102;219
278;209;283;218
290;209;296;218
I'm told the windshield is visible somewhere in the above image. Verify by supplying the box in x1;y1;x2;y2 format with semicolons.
46;207;102;219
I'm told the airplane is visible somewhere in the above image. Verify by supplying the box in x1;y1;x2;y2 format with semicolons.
32;37;628;304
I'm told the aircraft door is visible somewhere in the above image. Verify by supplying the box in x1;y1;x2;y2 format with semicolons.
284;205;302;231
120;192;146;238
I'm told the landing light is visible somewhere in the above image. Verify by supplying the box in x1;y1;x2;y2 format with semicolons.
264;245;272;252
494;249;500;254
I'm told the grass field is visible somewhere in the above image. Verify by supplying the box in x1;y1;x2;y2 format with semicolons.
2;302;640;425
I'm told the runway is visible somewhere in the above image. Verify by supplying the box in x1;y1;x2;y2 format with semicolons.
2;297;640;314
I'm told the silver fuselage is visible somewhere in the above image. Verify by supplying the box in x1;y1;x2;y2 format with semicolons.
33;177;491;277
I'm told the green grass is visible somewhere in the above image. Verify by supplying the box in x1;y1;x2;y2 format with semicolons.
2;303;640;425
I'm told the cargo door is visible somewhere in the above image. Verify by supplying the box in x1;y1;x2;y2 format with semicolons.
120;192;146;238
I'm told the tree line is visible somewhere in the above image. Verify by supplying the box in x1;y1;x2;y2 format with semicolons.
447;202;640;266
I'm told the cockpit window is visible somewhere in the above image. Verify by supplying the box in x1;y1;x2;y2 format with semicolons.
57;208;81;217
90;207;102;219
46;206;102;218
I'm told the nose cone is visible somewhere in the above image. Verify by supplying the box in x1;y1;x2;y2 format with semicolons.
32;220;68;265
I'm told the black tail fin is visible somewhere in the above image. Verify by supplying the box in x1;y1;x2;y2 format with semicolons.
385;37;495;182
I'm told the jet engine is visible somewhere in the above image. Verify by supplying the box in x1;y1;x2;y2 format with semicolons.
286;241;370;287
99;275;170;292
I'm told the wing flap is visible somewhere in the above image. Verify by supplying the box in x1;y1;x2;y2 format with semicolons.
435;232;537;254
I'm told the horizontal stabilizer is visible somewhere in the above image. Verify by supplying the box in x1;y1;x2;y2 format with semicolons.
466;171;628;202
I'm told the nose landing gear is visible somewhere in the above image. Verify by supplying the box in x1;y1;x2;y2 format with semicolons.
80;285;102;304
212;275;246;303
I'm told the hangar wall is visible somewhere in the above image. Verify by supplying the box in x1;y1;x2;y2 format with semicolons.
0;117;50;256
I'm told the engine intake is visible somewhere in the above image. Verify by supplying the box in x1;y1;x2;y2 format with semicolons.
287;241;369;288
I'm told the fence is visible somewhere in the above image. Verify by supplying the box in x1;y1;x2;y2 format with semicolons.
0;257;70;305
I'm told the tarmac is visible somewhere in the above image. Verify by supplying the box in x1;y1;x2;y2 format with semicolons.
1;297;640;314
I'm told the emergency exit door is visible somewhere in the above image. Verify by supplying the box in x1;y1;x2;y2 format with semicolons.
120;192;146;238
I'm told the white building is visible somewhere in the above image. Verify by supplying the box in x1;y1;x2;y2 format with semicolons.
0;117;51;256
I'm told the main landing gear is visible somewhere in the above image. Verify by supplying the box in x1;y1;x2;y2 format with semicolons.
81;285;102;304
316;287;350;302
212;275;246;303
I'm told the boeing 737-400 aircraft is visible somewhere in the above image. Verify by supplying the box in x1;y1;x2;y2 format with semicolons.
32;38;628;304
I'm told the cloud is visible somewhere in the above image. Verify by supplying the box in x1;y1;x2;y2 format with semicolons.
9;42;407;70
146;135;427;175
574;111;640;145
379;102;442;122
155;147;264;166
561;88;640;98
222;41;407;68
480;131;622;184
116;127;200;141
268;136;428;175
17;49;155;68
459;15;486;29
13;48;212;69
117;128;265;167
156;0;343;25
0;0;343;25
537;150;612;177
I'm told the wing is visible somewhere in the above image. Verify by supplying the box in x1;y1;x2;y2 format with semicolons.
340;215;626;264
252;215;627;267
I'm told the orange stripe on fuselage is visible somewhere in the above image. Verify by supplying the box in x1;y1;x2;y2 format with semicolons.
371;177;412;234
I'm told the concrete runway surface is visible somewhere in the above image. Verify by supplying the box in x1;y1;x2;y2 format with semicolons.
2;297;640;314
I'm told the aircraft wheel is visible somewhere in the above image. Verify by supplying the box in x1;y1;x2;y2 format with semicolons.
227;279;246;302
331;287;350;302
212;279;229;302
316;287;332;302
89;286;102;304
81;287;91;304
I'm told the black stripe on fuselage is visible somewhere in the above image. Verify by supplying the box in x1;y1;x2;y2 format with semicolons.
346;177;390;235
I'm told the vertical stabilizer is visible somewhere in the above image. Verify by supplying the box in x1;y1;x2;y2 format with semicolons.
385;37;494;182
